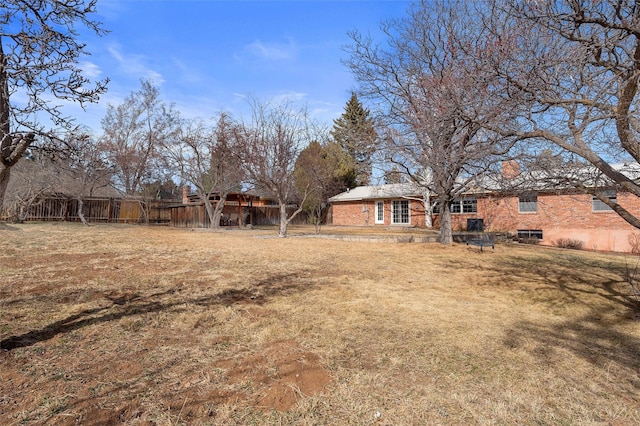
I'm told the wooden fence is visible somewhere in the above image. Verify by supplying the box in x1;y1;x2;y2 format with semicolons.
169;204;308;228
5;196;175;223
4;196;308;227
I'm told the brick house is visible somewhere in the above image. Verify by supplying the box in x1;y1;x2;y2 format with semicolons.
328;163;640;253
328;183;428;228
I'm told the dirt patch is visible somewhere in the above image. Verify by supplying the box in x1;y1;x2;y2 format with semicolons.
217;339;331;411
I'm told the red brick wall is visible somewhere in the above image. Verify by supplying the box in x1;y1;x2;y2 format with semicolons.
474;192;640;251
331;200;372;226
478;192;640;231
331;199;425;227
331;191;640;252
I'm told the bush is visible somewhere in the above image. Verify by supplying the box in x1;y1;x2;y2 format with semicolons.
554;238;584;250
624;256;640;308
517;237;540;245
628;233;640;255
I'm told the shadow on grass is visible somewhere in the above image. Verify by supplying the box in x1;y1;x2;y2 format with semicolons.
491;252;640;312
502;313;640;389
466;250;640;387
0;271;314;351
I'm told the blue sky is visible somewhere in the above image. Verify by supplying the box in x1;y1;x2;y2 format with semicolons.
70;0;412;133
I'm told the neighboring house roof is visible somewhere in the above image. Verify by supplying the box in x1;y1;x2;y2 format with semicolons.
329;162;640;203
328;183;424;202
183;190;263;204
480;162;640;193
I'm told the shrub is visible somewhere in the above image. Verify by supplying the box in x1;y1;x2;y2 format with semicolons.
628;233;640;255
554;238;584;250
624;256;640;308
517;237;540;245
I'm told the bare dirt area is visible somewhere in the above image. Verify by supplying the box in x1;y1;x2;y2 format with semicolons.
1;222;639;424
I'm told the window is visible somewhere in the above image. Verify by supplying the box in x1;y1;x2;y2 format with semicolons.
517;229;543;240
392;200;410;224
592;191;616;212
432;198;477;214
375;201;384;224
518;194;538;213
462;198;477;214
451;198;477;214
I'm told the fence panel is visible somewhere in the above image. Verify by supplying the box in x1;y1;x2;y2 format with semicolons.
6;196;308;227
7;197;176;223
169;205;308;228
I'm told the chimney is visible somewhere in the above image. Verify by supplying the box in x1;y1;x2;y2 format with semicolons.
182;185;190;205
501;160;520;179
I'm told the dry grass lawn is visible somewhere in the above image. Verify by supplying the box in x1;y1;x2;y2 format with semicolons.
1;222;639;425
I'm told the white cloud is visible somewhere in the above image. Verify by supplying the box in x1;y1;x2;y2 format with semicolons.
271;90;307;104
79;61;102;78
107;44;165;85
107;45;124;62
243;38;296;61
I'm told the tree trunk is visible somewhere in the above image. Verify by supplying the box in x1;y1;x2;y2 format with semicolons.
138;200;149;224
0;164;10;214
210;193;228;229
314;207;322;234
77;197;89;226
0;41;10;213
203;197;217;228
439;200;453;245
16;202;26;223
423;189;433;228
278;202;288;237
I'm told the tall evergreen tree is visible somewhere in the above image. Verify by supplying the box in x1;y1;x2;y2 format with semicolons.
330;92;377;186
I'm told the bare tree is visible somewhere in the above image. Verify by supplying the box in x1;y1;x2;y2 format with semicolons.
3;155;53;222
0;0;108;210
99;80;178;222
59;131;113;225
100;80;177;197
2;132;112;224
235;99;312;238
493;0;640;229
166;114;243;229
345;0;517;244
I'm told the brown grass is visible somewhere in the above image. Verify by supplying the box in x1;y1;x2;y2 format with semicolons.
1;222;639;425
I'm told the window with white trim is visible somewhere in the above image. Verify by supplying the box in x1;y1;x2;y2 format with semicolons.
518;194;538;213
592;190;616;212
392;200;410;224
375;201;384;224
434;198;477;214
462;198;477;213
451;200;462;214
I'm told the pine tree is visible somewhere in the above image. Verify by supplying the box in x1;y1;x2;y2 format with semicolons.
330;93;377;186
